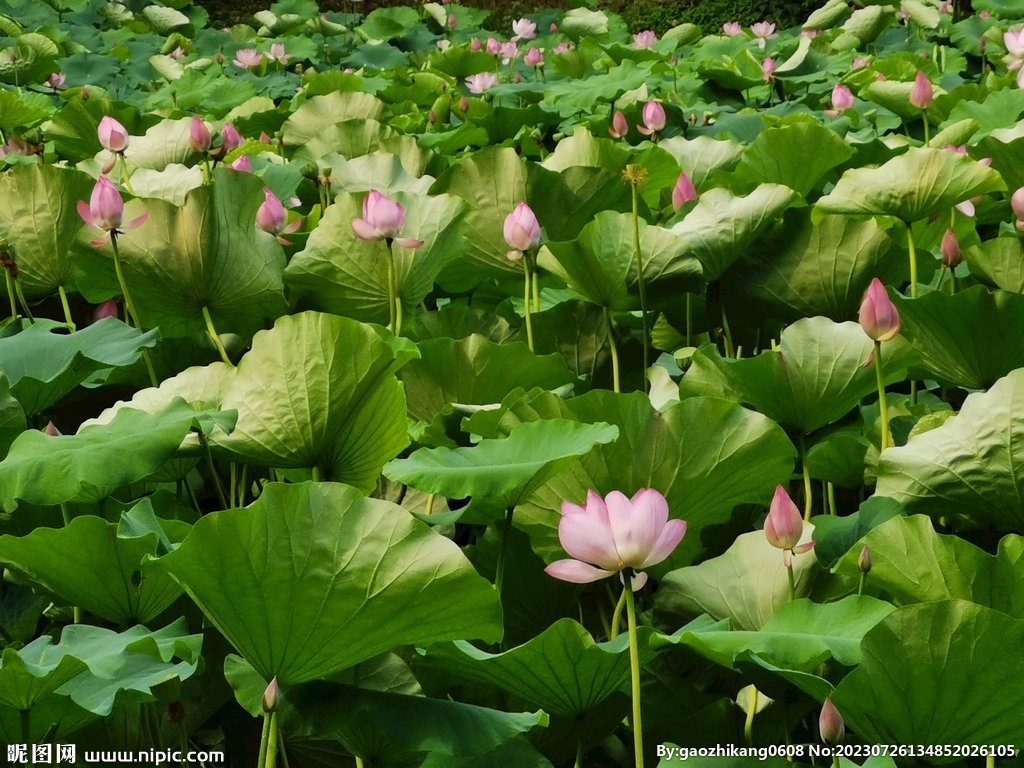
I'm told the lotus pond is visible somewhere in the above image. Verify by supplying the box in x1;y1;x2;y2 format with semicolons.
1;0;1024;764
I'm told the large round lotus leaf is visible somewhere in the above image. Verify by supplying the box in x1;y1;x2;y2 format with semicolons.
814;147;1006;223
831;601;1024;747
876;369;1024;532
889;286;1024;390
658;136;744;191
153;481;503;685
526;164;633;244
0;374;24;460
210;312;417;490
72;168;287;339
123;117;199;172
285;190;466;326
539;211;703;311
679;317;913;434
281;91;387;149
964;236;1024;293
0;164;94;299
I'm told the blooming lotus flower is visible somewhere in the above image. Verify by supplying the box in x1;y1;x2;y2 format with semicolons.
189;117;211;153
486;37;501;55
820;699;845;746
500;41;520;63
233;49;264;70
637;100;666;136
268;43;292;65
227;155;251;172
169;46;186;59
1005;28;1024;71
220;123;243;152
750;21;777;47
544;489;686;590
77;177;147;246
672;172;697;211
851;57;869;70
503;202;541;260
98;116;129;153
0;136;29;159
470;38;482;52
941;229;963;269
47;72;66;91
466;72;499;93
608;110;628;139
722;21;743;36
512;17;537;41
801;29;820;38
909;71;933;109
831;84;854;111
93;298;120;322
762;57;776;82
859;278;901;342
351;190;424;248
524;47;543;67
553;42;574;54
764;486;803;551
632;30;657;50
256;189;301;245
1013;187;1024;230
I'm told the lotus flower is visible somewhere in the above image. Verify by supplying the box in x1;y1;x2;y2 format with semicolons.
503;202;541;260
801;29;820;38
77;177;147;246
169;46;186;59
512;17;537;40
44;421;61;437
672;173;697;211
750;21;777;47
909;71;933;109
470;38;482;52
268;43;292;65
551;22;558;33
524;47;543;67
851;57;869;70
93;298;120;322
1006;28;1024;71
466;72;499;94
941;229;963;268
544;489;687;590
233;49;264;70
189;117;211;153
228;155;251;172
47;72;66;91
1013;187;1024;230
256;189;301;245
98;116;129;153
609;110;628;139
553;42;574;54
820;699;845;746
351;190;423;248
500;41;520;63
637;100;666;136
722;21;743;36
764;486;803;551
221;123;244;152
831;84;854;111
0;136;29;159
762;57;776;83
632;30;657;50
859;278;901;342
486;37;501;55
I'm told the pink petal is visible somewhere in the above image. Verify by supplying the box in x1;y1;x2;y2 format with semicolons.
558;510;619;570
90;234;111;248
394;237;424;249
351;218;381;242
606;490;661;568
631;571;648;591
955;200;975;217
544;559;615;584
283;219;302;234
639;519;687;568
77;200;98;228
123;212;149;230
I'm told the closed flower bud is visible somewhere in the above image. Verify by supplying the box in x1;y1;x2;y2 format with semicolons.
609;110;628;139
262;677;279;713
503;201;541;252
672;172;697;211
941;228;963;269
858;545;872;574
858;278;901;342
1011;187;1024;229
189;116;211;153
44;421;61;437
220;123;243;152
831;84;854;111
256;189;287;234
909;70;933;109
98;116;129;153
524;47;543;67
459;96;469;112
93;298;120;322
470;38;482;52
764;485;802;551
819;698;845;746
762;57;776;83
638;101;666;135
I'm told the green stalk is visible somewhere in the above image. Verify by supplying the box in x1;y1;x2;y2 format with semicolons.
13;277;33;322
799;434;812;521
4;270;16;320
858;570;867;596
256;714;271;768
385;244;397;333
110;233;158;387
827;482;837;516
786;558;796;602
743;687;757;746
264;711;279;768
278;733;291;768
202;306;232;365
922;112;930;145
685;293;692;347
609;585;627;640
604;307;620;393
906;224;918;298
119;153;136;197
721;302;735;358
532;270;540;313
60;500;81;620
522;258;534;352
395;295;403;337
575;738;586;768
874;340;891;452
495;508;514;596
58;285;76;331
199;432;229;510
624;580;645;768
311;466;321;482
631;176;649;390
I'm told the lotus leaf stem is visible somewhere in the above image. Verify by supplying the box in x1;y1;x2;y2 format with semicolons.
630;173;650;391
495;508;514;596
604;307;620;393
743;686;757;746
265;711;279;768
4;270;16;320
799;434;813;521
119;153;136;197
202;306;232;366
906;224;918;298
827;482;837;516
523;258;534;352
58;285;75;331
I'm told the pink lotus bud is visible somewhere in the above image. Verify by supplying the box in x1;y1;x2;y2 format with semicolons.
428;109;437;124
851;57;869;70
78;177;124;231
820;699;845;746
44;421;61;437
980;10;990;18
525;47;543;67
609;110;628;139
262;678;279;713
637;101;666;136
256;189;287;234
215;52;224;65
722;21;743;36
858;545;872;574
544;488;686;587
941;229;963;269
221;123;243;152
447;13;457;29
228;155;251;172
831;84;854;111
632;30;657;50
764;486;802;550
189;117;211;153
762;57;776;82
859;278;901;342
503;201;541;253
486;37;501;55
1011;187;1024;227
550;22;558;33
512;17;537;40
98;116;129;153
351;190;423;248
459;96;469;112
553;42;574;54
259;131;272;145
909;70;933;109
672;172;697;211
471;38;482;52
514;71;522;83
93;298;120;322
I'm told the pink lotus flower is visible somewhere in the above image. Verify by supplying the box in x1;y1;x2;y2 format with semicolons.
0;136;29;159
941;229;962;268
820;699;845;747
938;1;951;12
637;100;666;136
500;41;520;63
608;110;628;139
544;489;686;590
1012;187;1024;230
722;21;743;36
233;49;263;70
77;177;147;246
93;298;120;322
227;155;251;172
256;189;301;245
831;84;854;111
851;57;869;70
486;37;501;55
762;57;776;82
551;22;558;33
764;486;803;551
503;201;541;259
169;46;186;59
859;278;901;342
672;172;697;211
221;123;244;152
268;43;292;65
465;72;499;93
351;190;424;248
524;47;543;67
471;38;482;52
189;117;211;153
1006;28;1024;71
750;21;777;48
512;17;537;41
632;30;657;50
47;72;66;91
553;42;574;54
98;116;129;153
801;29;820;38
909;71;933;109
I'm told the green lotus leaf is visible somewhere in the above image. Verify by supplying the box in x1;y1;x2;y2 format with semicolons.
965;236;1024;293
0;89;49;133
421;618;657;718
154;482;503;684
0;373;25;460
654;526;818;632
814;147;1006;223
973;132;1024;192
285;190;466;326
875;369;1024;532
526;165;633;245
658;136;744;190
542;60;653;114
326;152;433;197
833;515;1024;617
0;318;160;416
841;5;892;44
811;495;905;568
0;691;96;745
831;601;1024;747
0;163;94;299
0;498;190;625
127;164;204;207
356;6;421;41
670;184;802;282
0;638;89;712
281;91;387;148
73;168;287;339
679;318;912;434
123;117;199;171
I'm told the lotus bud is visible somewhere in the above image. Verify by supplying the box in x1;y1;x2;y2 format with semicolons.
98;116;129;153
514;70;522;83
831;84;854;111
447;13;457;29
44;421;61;437
764;485;802;551
93;298;120;322
641;100;666;133
909;70;933;109
503;201;541;252
470;38;482;52
609;110;628;139
762;57;776;83
78;177;124;232
459;95;469;112
262;678;279;713
551;22;558;32
189;117;212;153
525;47;543;67
819;699;845;746
256;189;287;234
858;278;901;342
486;37;501;55
228;155;251;172
1012;187;1024;230
215;52;224;65
672;172;697;211
220;123;243;152
858;545;872;574
428;109;437;124
941;229;963;269
81;87;89;102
